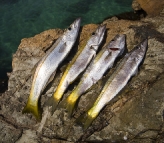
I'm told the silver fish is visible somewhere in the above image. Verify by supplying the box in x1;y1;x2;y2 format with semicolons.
77;39;148;130
60;34;126;116
47;25;106;113
22;18;81;121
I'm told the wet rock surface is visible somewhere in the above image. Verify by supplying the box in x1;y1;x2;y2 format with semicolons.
0;16;164;142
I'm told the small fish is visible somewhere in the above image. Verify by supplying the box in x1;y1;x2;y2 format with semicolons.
60;34;126;116
22;18;81;121
47;25;106;114
77;39;148;130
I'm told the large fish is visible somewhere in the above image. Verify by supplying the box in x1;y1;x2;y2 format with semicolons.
60;34;126;116
47;25;106;113
22;18;81;121
77;39;148;130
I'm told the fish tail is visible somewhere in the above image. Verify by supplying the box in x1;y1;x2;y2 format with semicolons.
59;90;80;117
22;99;41;121
76;112;95;130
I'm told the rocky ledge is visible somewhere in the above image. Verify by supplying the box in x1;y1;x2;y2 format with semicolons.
0;10;164;143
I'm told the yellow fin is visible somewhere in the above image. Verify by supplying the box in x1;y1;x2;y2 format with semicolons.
76;112;95;130
22;99;41;121
59;89;80;117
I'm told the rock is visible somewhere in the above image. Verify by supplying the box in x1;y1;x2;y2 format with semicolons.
136;0;164;16
0;118;22;143
0;15;164;142
16;130;38;143
132;0;141;11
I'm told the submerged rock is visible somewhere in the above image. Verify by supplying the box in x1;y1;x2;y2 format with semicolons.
0;16;164;142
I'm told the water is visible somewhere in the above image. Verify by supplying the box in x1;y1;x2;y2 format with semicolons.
0;0;132;78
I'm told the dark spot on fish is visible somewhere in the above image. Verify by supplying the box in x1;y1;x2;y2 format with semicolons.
92;78;96;84
59;43;66;53
110;48;119;51
68;27;72;31
77;57;89;71
105;51;112;61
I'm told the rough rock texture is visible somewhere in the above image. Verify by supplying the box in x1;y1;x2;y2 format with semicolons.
132;0;141;11
0;15;164;143
136;0;164;16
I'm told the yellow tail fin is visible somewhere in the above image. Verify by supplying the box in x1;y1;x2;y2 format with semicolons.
22;99;41;121
59;90;79;117
76;112;95;130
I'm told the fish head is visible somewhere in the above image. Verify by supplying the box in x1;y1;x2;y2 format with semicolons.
87;24;106;50
132;39;148;64
108;34;126;55
62;18;81;42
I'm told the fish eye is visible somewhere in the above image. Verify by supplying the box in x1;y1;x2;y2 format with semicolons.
92;32;95;35
68;27;72;31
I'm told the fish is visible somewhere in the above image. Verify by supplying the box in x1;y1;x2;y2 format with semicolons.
76;39;148;130
47;24;106;114
59;34;126;116
22;18;81;121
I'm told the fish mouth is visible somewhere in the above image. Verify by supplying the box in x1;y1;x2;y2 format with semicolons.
138;39;148;54
114;34;126;41
141;39;148;48
107;34;126;51
135;39;148;51
97;24;106;36
118;34;126;45
132;39;148;55
73;17;81;29
95;24;106;45
120;34;126;40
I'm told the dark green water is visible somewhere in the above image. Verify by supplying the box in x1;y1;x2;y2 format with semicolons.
0;0;132;78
